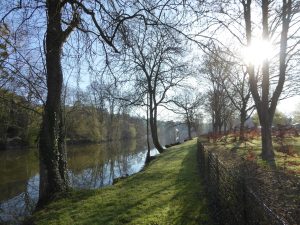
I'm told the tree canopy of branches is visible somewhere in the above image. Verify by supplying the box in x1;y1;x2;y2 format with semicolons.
199;0;300;162
169;89;204;140
202;47;254;140
242;0;297;161
202;48;236;136
1;0;186;205
116;26;187;153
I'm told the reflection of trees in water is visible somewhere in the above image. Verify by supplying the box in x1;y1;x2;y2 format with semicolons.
111;141;128;178
0;175;39;224
0;148;38;202
0;139;157;224
0;147;39;224
69;140;146;189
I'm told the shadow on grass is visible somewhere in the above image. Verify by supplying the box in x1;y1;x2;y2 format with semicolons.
31;141;213;225
169;145;214;225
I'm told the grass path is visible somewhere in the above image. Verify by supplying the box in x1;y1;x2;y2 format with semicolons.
31;139;212;225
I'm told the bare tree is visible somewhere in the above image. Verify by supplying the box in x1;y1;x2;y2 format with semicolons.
202;48;235;136
222;65;254;140
120;27;187;153
242;0;297;161
196;0;300;161
208;47;255;140
168;89;204;140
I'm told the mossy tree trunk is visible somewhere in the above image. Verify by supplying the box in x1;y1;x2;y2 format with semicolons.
38;0;78;206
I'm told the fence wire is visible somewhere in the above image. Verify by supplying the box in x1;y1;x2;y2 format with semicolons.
197;139;299;225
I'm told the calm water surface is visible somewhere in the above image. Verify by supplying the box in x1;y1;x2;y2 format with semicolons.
0;139;158;224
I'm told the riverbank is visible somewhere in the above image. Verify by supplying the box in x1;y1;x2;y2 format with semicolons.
28;139;212;225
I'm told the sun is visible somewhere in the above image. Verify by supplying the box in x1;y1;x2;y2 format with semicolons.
242;39;274;66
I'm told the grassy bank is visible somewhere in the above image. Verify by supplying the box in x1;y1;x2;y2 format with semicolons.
30;139;212;225
204;135;300;175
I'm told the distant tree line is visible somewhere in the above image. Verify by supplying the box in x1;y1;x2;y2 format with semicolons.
0;88;147;150
0;89;41;149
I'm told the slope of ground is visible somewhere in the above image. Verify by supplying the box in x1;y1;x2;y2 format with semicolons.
30;139;212;225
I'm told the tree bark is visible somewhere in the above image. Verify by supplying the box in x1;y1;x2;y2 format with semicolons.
38;0;76;206
259;0;274;161
242;0;292;162
145;93;151;163
149;91;163;153
218;123;222;134
149;106;164;153
239;108;247;141
187;120;192;140
186;111;192;140
260;117;274;160
146;86;164;153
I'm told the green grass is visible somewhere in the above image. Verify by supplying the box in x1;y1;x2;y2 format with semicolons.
205;135;300;176
30;139;212;225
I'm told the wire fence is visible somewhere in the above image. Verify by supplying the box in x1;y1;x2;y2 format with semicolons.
197;139;300;225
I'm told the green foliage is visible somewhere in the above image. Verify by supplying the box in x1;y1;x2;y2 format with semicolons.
31;140;212;225
293;112;300;123
273;110;290;126
25;110;42;147
252;112;260;127
252;110;290;127
0;89;40;148
129;125;137;139
0;89;145;148
65;105;145;143
292;105;300;123
65;106;105;142
119;121;137;140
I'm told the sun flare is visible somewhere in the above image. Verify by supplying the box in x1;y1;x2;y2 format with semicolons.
242;39;274;66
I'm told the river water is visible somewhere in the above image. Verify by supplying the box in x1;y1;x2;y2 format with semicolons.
0;139;159;224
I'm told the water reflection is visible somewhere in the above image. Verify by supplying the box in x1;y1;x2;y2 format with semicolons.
0;139;158;224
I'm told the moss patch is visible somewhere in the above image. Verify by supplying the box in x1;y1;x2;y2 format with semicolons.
31;139;212;225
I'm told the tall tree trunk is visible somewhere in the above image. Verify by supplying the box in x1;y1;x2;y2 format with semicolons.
218;123;222;135
146;94;151;163
38;2;67;206
187;115;192;140
212;113;216;135
149;106;164;153
107;99;115;141
239;108;247;141
260;116;274;160
259;0;274;161
38;0;77;206
242;0;292;162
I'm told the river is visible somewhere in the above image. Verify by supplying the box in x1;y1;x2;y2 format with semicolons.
0;139;159;224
